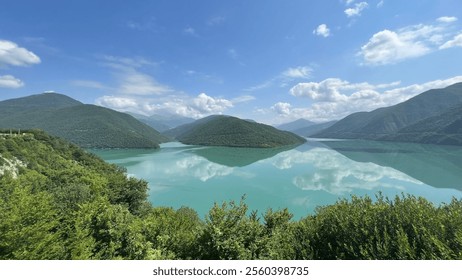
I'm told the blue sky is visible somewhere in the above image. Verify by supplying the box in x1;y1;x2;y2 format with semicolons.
1;0;462;124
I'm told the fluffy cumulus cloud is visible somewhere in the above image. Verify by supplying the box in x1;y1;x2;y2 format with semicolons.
360;18;462;65
271;102;292;115
360;28;432;65
344;2;369;17
192;93;233;114
268;75;462;123
0;40;41;67
0;40;40;88
313;24;330;37
0;75;24;88
96;92;234;118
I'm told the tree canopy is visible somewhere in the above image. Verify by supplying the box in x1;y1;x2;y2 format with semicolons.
1;130;461;259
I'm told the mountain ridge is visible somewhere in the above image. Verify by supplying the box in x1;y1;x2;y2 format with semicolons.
314;82;462;144
168;115;306;148
0;93;168;148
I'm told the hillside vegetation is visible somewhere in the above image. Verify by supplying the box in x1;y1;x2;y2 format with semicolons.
381;105;462;145
0;92;168;148
172;115;306;148
1;131;462;260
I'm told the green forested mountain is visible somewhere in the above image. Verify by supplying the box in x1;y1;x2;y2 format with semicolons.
170;115;306;148
380;105;462;145
0;93;168;148
163;115;221;138
314;82;462;141
1;131;462;260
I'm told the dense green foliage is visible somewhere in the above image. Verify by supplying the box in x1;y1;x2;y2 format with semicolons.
173;115;306;148
0;92;168;148
314;82;462;145
1;131;461;259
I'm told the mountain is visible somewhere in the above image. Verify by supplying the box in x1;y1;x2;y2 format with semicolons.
314;82;462;140
0;92;82;111
131;113;195;132
163;115;223;138
0;92;168;148
277;119;337;137
380;104;462;145
292;121;337;137
168;115;306;148
277;118;315;132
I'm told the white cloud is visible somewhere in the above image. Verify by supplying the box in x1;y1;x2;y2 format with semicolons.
94;55;235;118
359;16;462;65
271;102;292;115
0;40;41;67
290;78;351;102
377;0;384;8
359;21;454;65
344;2;369;17
437;16;458;23
192;93;233;114
96;92;234;119
282;66;313;79
101;55;172;96
245;65;313;92
117;71;172;95
96;96;139;111
344;0;356;5
268;75;462;123
360;29;430;65
439;33;462;49
313;24;330;37
232;95;255;103
0;75;24;88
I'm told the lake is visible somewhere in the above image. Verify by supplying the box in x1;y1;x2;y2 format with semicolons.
92;139;462;220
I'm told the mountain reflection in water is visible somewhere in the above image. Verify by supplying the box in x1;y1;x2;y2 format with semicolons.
93;140;462;219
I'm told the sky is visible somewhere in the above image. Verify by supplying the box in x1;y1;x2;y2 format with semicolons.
1;0;462;125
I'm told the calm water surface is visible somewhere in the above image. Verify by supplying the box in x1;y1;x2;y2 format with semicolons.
92;139;462;219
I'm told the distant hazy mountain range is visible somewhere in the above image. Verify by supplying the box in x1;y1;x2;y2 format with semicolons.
0;93;168;148
129;112;195;132
277;119;337;137
313;82;462;145
165;115;306;148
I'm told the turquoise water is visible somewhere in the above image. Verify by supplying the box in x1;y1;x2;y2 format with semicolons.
92;139;462;219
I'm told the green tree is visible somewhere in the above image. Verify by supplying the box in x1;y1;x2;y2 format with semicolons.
0;178;65;259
